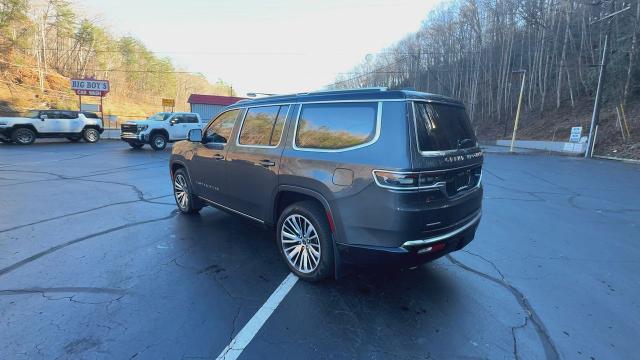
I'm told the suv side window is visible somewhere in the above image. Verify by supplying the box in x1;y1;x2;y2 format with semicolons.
82;112;99;119
185;115;199;123
205;109;240;144
238;105;289;146
295;102;378;150
62;111;77;119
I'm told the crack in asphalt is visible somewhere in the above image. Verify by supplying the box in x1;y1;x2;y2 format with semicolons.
0;287;126;296
0;194;174;234
0;153;92;168
0;210;179;278
446;254;560;360
511;317;529;360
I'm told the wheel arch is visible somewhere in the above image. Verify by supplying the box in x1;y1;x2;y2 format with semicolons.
150;128;170;139
273;185;343;279
170;160;188;178
82;124;101;131
273;185;335;233
11;124;38;134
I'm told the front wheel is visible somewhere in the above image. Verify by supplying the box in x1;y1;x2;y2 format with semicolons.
277;201;334;281
11;128;36;145
173;168;202;214
82;128;100;143
150;133;167;150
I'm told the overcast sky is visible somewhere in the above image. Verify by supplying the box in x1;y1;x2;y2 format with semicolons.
75;0;438;96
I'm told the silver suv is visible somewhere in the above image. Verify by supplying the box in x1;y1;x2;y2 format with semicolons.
169;88;483;281
0;110;103;145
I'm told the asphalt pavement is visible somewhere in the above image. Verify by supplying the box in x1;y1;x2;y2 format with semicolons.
0;140;639;359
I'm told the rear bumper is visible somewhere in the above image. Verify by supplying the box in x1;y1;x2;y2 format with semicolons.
337;211;480;267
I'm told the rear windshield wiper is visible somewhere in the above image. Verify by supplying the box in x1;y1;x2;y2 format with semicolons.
457;138;475;149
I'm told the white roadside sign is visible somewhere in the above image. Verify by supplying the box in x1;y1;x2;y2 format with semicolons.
569;127;582;143
80;103;101;112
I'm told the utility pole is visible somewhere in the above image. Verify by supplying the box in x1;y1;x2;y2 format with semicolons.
584;6;631;158
510;70;526;152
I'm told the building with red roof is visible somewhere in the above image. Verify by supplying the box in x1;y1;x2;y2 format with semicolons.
187;94;246;122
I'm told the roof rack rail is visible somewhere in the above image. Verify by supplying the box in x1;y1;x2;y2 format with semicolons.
307;87;387;95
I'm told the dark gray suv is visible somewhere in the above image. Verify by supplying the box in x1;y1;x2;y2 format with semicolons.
169;88;483;281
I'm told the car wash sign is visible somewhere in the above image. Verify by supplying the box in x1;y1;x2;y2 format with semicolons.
71;79;110;96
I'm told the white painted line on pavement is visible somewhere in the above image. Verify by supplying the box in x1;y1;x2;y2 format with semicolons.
216;272;299;360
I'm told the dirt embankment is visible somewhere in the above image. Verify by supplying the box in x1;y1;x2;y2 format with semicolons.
0;50;183;126
476;97;640;160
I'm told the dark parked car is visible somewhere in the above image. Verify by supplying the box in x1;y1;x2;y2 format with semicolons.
169;88;483;281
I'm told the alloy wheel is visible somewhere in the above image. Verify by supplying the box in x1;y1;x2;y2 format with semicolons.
174;173;189;210
16;129;34;144
281;214;321;273
154;136;166;148
85;129;99;142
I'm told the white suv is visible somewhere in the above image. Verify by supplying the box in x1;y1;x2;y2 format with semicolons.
0;110;103;145
120;112;203;150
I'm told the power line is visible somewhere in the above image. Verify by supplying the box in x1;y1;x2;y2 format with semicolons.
328;56;409;88
0;59;203;75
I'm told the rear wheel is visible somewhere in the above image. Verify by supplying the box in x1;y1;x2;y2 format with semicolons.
173;168;202;214
150;133;167;150
128;142;144;149
277;201;334;281
11;128;36;145
82;128;100;143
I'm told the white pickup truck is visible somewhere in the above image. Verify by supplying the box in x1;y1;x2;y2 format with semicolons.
120;112;203;150
0;110;103;145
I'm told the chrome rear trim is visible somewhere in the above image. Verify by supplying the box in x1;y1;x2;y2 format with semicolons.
402;211;481;248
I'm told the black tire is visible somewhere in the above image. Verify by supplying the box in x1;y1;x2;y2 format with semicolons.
277;201;334;281
67;136;81;142
82;128;100;143
11;128;36;145
172;168;202;214
150;133;167;150
128;142;144;149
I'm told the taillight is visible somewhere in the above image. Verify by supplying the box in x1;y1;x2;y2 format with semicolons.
373;170;446;190
373;171;419;188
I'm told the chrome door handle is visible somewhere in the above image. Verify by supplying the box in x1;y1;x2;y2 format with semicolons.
213;154;224;160
258;160;275;167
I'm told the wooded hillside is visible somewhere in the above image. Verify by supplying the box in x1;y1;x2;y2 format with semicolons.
333;0;640;158
0;0;233;119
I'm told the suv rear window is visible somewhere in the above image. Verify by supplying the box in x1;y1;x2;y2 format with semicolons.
82;112;100;119
413;102;477;152
295;102;377;150
239;105;289;146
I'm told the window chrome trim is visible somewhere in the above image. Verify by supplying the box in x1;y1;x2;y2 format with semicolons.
204;108;243;145
411;101;479;157
197;196;264;223
402;211;482;248
292;101;383;153
235;104;292;148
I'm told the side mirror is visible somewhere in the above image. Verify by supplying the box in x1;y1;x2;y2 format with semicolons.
40;114;47;120
169;118;177;126
188;129;203;143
